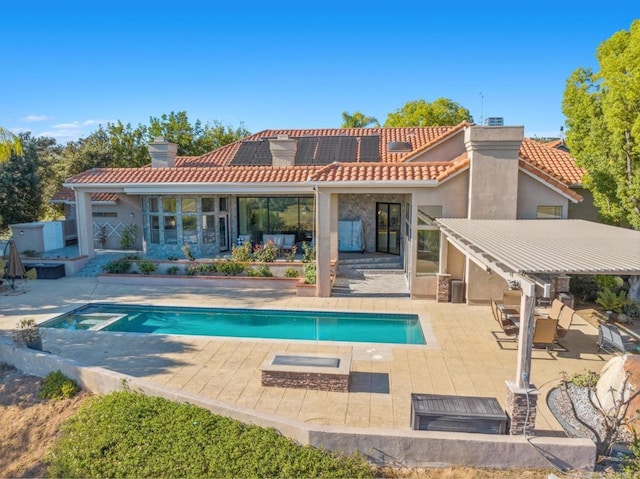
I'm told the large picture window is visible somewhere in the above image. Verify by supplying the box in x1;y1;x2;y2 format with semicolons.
237;197;315;243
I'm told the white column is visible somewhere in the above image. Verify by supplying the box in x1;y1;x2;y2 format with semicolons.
515;280;536;389
75;190;95;257
316;189;332;297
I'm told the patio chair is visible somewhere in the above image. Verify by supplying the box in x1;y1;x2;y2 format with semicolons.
555;306;575;340
538;298;564;321
597;323;639;354
491;299;519;343
532;317;559;352
282;234;296;253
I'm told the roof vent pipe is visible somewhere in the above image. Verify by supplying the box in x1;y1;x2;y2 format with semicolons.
148;137;178;168
388;141;412;152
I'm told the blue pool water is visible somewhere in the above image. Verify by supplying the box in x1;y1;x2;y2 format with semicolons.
42;303;425;345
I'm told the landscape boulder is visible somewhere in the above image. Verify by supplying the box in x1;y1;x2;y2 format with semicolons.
595;353;640;428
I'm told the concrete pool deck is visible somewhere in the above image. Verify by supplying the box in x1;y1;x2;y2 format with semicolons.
0;277;611;436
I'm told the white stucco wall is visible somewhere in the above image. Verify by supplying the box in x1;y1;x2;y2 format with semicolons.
516;172;569;219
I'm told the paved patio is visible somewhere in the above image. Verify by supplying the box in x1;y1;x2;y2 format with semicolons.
0;277;613;435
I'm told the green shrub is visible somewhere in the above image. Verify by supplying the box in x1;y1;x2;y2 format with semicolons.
39;370;80;400
46;392;373;479
302;241;315;263
624;429;640;475
304;262;316;284
182;244;196;261
22;249;41;258
167;255;179;261
284;267;299;278
102;257;132;274
166;265;180;276
247;265;273;277
198;262;216;274
184;264;199;276
120;224;137;250
596;288;632;313
285;244;297;262
137;260;156;275
231;242;252;262
253;241;278;262
568;370;599;387
217;260;245;276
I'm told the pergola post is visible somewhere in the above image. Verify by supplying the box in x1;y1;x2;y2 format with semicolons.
75;190;95;258
506;279;538;435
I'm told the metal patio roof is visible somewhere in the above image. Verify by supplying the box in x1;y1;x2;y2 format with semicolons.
436;219;640;276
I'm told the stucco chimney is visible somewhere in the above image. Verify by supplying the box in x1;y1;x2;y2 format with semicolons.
465;126;524;220
269;135;297;166
148;137;178;168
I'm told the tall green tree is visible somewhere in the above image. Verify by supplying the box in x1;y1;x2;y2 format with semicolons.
562;20;640;229
384;98;473;127
341;111;380;128
148;111;249;156
0;127;23;162
0;133;44;229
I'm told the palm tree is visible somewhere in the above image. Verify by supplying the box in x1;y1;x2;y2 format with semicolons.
341;111;380;128
0;127;22;162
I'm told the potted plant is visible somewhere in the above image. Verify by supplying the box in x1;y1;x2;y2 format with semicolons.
13;318;43;350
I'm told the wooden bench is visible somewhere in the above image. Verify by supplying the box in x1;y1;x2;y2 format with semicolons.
411;393;507;434
261;352;351;392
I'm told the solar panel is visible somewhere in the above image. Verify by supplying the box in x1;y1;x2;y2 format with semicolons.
336;136;357;162
294;137;318;165
231;141;261;165
359;136;381;162
316;137;339;163
230;140;273;165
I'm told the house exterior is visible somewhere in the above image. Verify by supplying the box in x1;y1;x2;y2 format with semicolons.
55;123;587;299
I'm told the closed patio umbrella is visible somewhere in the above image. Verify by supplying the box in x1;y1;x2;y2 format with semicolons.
5;239;26;289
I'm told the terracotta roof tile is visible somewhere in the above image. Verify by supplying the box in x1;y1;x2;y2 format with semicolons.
519;159;582;202
520;138;583;185
50;187;119;203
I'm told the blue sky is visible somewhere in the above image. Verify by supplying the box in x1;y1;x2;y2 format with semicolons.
2;1;638;144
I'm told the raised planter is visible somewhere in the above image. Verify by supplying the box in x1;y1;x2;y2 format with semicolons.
98;273;300;290
295;280;317;297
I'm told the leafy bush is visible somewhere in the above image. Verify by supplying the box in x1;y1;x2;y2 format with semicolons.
568;370;599;387
231;242;252;262
166;265;180;276
22;249;41;258
624;429;640;475
285;244;297;262
167;255;179;261
302;241;315;263
39;370;80;400
46;392;373;479
217;260;245;276
182;244;196;261
184;264;199;276
304;262;316;284
253;241;278;262
102;257;132;274
247;265;273;277
120;224;137;250
137;260;156;275
284;267;299;278
596;288;632;313
198;262;216;274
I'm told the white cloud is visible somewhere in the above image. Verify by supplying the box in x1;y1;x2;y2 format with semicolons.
21;114;51;122
52;121;81;129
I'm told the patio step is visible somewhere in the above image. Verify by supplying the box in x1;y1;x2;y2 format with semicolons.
337;255;403;274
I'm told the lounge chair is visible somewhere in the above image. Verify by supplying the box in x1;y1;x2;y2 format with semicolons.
532;317;559;352
282;234;296;253
539;298;564;321
597;323;639;354
503;290;521;311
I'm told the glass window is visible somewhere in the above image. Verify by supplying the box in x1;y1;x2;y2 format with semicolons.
182;215;197;243
202;215;215;243
149;198;159;213
269;197;298;233
417;206;442;225
163;198;176;213
416;230;440;274
182;198;196;213
238;197;268;241
299;197;314;240
150;216;160;244
202;197;215;212
537;206;563;219
218;197;227;212
164;216;177;244
92;212;118;218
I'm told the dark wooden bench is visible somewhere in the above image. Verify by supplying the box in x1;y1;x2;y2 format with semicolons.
411;393;507;434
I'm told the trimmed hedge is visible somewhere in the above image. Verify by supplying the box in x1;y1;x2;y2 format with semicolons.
46;391;374;478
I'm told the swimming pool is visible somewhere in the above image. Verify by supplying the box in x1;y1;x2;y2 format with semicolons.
42;303;425;345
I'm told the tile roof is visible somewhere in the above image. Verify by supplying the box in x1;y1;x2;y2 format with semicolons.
50;187;119;203
61;126;584;200
519;138;584;185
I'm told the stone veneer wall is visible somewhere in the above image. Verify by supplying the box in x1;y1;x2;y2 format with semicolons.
261;370;349;392
506;381;538;435
338;193;407;253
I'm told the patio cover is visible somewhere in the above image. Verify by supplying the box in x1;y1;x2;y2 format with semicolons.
436;219;640;277
436;219;640;391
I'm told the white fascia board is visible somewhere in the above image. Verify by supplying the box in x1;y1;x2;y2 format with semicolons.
122;183;316;195
311;180;439;188
519;168;581;203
